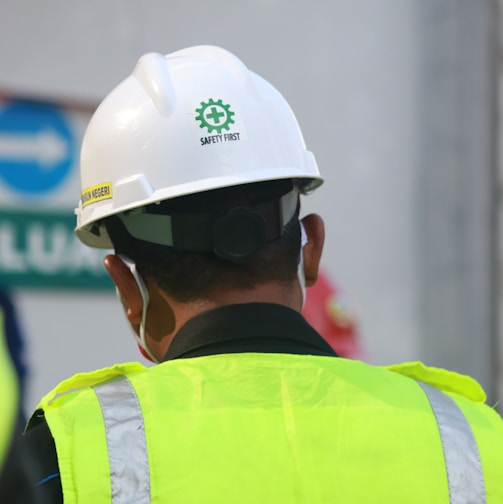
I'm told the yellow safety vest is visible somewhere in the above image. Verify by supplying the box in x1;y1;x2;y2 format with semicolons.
34;354;503;503
0;311;18;468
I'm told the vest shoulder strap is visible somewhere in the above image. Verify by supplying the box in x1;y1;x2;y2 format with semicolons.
35;361;146;411
385;361;486;403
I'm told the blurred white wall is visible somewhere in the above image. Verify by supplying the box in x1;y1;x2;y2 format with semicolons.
414;1;498;404
0;0;499;413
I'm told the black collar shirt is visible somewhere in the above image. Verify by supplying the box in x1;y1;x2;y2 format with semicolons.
164;302;338;360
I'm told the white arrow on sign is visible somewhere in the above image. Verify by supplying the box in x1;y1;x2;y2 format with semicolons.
0;128;69;167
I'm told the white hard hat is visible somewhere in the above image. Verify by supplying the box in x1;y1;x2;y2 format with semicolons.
75;45;323;249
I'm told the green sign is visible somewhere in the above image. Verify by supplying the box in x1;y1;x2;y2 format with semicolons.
0;209;113;290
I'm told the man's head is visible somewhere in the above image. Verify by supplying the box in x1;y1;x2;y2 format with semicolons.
74;45;325;361
104;179;302;302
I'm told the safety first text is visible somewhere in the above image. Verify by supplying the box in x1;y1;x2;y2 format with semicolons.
200;132;241;146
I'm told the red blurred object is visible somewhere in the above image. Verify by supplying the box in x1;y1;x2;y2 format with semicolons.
303;270;362;358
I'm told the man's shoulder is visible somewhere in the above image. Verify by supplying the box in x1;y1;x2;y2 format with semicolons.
384;361;486;403
385;361;503;429
33;361;147;413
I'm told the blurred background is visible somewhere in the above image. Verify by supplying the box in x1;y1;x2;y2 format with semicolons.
0;0;501;414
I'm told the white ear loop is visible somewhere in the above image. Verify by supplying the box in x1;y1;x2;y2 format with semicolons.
116;254;159;363
298;221;308;308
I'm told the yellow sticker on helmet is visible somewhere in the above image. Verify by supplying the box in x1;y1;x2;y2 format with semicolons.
81;182;113;207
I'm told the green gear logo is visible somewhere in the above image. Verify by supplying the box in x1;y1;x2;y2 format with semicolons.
195;99;235;134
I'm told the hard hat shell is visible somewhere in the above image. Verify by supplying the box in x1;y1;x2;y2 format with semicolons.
75;45;323;249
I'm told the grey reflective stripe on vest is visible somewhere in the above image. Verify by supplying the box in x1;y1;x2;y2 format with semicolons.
418;381;486;504
93;375;151;504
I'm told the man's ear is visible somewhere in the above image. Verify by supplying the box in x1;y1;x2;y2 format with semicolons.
300;214;325;287
104;254;143;326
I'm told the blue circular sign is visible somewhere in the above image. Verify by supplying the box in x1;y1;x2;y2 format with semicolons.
0;101;75;194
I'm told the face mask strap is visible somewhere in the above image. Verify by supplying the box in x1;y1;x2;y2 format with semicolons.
298;221;308;308
116;254;159;363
